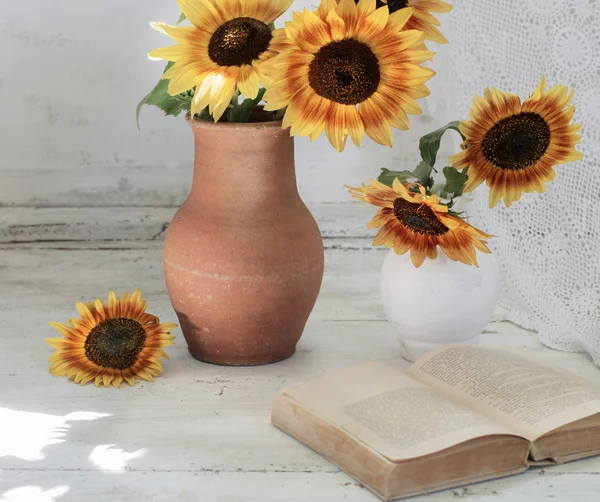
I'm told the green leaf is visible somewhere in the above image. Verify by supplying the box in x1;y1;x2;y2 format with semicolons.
442;166;469;195
431;183;445;194
378;162;435;189
419;121;464;168
229;88;267;123
378;168;416;187
136;62;191;128
412;161;434;179
274;107;286;121
177;12;186;24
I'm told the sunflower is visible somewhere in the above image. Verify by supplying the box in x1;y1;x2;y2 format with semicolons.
449;77;583;208
149;0;293;121
263;0;435;152
348;0;452;44
46;290;176;388
347;179;492;267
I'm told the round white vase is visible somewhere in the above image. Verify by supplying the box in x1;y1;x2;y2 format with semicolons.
380;249;500;362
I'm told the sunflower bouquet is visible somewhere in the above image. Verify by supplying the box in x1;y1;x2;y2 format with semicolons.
138;0;452;151
348;76;583;267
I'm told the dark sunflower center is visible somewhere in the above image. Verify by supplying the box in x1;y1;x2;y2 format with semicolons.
393;198;449;236
208;17;272;67
309;39;380;105
481;112;551;170
374;0;410;12
85;318;146;370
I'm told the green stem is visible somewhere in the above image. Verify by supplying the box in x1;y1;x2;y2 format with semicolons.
228;88;241;122
274;107;286;121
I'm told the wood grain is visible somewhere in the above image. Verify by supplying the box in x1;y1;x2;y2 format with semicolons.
0;204;375;243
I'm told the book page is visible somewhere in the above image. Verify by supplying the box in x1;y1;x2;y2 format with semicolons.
283;362;514;461
409;346;600;440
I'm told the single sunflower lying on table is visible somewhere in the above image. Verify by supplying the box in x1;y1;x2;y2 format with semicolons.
46;290;176;388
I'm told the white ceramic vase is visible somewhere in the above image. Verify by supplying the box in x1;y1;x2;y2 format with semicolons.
380;248;500;363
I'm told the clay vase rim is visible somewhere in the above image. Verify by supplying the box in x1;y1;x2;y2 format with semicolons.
185;112;285;132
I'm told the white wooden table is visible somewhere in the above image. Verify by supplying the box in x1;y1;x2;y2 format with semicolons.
1;240;599;502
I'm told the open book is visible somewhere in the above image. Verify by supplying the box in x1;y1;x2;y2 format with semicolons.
272;346;600;500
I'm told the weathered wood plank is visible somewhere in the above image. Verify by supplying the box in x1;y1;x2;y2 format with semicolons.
0;204;376;243
0;244;386;320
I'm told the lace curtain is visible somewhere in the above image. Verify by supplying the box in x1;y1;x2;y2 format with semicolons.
424;0;600;363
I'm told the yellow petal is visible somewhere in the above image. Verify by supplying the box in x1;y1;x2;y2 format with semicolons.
286;9;331;53
93;299;107;321
131;289;142;305
359;98;393;147
124;376;137;386
176;0;222;31
112;375;124;389
45;338;70;349
361;3;389;37
48;322;82;339
137;370;154;382
356;0;377;17
237;65;260;99
80;373;97;385
325;107;349;152
49;363;71;377
150;22;196;43
168;64;204;96
326;8;346;41
424;24;448;44
427;0;453;13
317;0;338;19
210;75;237;121
108;291;118;317
159;323;179;333
76;302;96;327
102;374;113;388
148;44;184;62
335;0;359;33
388;7;414;32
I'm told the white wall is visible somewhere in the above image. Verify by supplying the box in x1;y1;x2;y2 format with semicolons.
0;0;453;208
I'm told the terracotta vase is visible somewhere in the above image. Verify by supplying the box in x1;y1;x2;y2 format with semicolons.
163;115;324;366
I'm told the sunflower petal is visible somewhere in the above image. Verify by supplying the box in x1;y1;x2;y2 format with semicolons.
335;0;359;32
76;303;96;328
387;7;414;32
176;0;222;31
148;44;185;62
326;8;346;41
237;65;260;99
359;97;393;147
287;9;332;53
318;0;338;19
45;338;71;349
